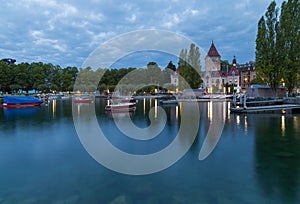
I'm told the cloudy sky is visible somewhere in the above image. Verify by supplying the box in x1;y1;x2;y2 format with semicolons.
0;0;284;69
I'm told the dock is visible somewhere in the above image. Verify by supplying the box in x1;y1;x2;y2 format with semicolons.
230;104;300;113
230;94;300;113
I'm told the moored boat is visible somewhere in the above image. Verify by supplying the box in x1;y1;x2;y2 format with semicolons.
72;97;94;103
2;96;43;107
105;102;136;112
108;96;137;103
159;99;178;105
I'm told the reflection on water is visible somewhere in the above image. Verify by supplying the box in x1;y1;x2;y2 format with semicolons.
0;98;299;203
281;115;286;136
52;99;56;118
253;114;300;203
3;107;42;118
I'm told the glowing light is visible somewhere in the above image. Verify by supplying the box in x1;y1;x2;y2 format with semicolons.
244;116;248;134
52;99;56;118
154;99;158;118
281;115;286;136
208;101;212;123
293;116;299;131
77;103;80;115
236;115;240;125
176;105;178;120
223;102;226;122
143;98;146;115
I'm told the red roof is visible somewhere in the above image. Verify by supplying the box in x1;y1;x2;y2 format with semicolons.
207;41;221;57
228;67;239;76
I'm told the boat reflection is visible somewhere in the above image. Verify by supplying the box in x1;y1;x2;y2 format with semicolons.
3;106;42;118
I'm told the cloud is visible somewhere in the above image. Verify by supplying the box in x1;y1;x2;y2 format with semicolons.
0;0;286;68
30;30;67;52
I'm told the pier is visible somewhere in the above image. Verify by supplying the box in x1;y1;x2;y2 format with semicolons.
230;104;300;113
230;94;300;114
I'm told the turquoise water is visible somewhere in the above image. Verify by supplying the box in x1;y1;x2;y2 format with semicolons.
0;98;300;203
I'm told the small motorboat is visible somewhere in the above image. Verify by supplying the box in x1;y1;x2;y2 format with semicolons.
159;99;178;105
2;95;43;108
72;97;94;103
108;96;137;103
105;102;136;112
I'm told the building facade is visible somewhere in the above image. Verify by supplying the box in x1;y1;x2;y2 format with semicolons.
236;61;256;90
172;42;256;93
202;42;241;93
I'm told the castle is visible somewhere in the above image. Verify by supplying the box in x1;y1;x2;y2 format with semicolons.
201;41;256;93
169;41;256;94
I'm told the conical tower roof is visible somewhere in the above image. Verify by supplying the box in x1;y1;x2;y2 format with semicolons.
207;41;221;57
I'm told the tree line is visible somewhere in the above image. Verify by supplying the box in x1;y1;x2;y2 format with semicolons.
0;61;78;94
0;60;180;94
255;0;300;95
74;62;176;95
0;43;203;94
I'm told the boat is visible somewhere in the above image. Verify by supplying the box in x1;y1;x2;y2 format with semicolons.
159;99;178;105
72;97;94;103
105;102;136;112
108;96;137;103
2;95;43;107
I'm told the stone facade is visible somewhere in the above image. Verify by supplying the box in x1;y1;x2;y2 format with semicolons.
202;42;240;93
237;61;256;90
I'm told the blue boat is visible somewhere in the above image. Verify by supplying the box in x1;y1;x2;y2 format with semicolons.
2;96;43;107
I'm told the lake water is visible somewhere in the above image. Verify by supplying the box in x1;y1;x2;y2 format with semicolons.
0;98;300;204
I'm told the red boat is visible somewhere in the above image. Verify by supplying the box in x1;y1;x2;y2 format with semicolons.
105;102;136;112
72;97;94;103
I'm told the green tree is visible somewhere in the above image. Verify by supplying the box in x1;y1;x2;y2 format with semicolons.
256;0;300;95
13;62;30;93
255;1;280;94
60;66;78;91
188;43;201;74
74;67;98;92
31;62;46;92
278;0;300;95
178;43;203;90
147;62;161;85
166;61;176;71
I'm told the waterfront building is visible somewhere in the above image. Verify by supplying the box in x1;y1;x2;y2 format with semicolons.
172;41;257;94
236;61;256;90
202;42;241;93
202;41;223;93
227;56;240;88
170;69;179;87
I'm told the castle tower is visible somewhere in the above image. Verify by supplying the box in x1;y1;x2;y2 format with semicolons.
205;41;221;72
203;41;222;92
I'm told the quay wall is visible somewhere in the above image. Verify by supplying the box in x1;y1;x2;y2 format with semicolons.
284;97;300;104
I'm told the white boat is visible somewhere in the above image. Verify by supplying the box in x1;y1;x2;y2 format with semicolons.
72;97;94;103
105;102;136;112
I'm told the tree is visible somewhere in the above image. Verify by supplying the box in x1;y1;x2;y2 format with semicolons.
178;43;203;90
188;43;201;74
277;0;300;95
147;62;161;85
256;0;300;95
166;61;176;71
60;66;78;91
255;1;280;94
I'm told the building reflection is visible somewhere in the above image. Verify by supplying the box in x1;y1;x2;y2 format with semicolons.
293;116;298;132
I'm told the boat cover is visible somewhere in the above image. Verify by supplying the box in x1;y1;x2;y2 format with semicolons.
4;96;43;104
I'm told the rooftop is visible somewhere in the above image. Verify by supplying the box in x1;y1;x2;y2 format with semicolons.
207;41;221;57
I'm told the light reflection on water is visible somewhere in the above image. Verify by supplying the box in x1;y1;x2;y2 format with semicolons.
0;98;299;203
